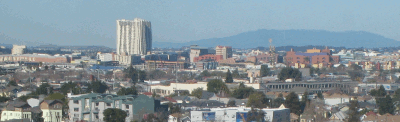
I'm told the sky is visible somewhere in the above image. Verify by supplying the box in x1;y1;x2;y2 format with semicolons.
0;0;399;47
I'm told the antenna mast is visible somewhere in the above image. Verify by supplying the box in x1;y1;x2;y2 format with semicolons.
269;39;276;69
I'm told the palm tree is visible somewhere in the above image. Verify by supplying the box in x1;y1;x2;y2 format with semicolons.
303;57;310;64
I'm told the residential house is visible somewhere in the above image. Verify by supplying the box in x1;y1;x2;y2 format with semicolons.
0;101;32;121
40;100;63;122
329;111;348;122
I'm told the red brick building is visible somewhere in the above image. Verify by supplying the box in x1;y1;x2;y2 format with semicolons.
193;54;223;62
286;47;339;67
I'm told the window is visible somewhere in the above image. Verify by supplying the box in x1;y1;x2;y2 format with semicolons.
73;100;79;104
126;105;129;109
95;114;99;119
106;103;111;106
74;114;79;117
10;113;12;116
96;102;99;106
74;108;79;112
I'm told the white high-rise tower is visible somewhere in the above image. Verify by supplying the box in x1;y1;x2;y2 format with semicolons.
116;18;152;55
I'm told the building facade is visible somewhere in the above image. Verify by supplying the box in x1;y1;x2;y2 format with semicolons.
0;54;68;63
190;46;208;63
97;52;115;62
68;93;167;122
215;46;232;59
116;18;152;55
0;101;32;121
286;47;339;68
193;54;223;62
190;107;290;122
40;100;63;122
12;45;26;55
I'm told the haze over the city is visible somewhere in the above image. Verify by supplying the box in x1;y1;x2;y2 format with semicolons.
1;0;399;47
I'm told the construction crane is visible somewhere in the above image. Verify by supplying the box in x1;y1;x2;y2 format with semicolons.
269;38;276;69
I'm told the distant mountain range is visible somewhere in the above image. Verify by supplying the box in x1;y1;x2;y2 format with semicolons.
153;29;400;48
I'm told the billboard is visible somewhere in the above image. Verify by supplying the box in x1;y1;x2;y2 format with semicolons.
236;112;248;122
202;112;216;121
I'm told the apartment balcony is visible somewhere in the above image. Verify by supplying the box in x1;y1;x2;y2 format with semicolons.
83;108;100;114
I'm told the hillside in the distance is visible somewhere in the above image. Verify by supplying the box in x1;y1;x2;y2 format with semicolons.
153;29;400;48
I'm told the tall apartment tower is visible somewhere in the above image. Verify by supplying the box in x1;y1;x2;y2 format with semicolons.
216;46;232;59
116;18;152;55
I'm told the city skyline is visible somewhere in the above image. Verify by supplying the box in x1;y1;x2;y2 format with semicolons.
1;0;399;47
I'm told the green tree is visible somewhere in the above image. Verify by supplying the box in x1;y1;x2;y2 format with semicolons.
246;108;265;122
117;87;138;95
247;92;269;108
103;108;127;122
300;91;309;113
225;69;233;83
260;64;270;77
51;65;56;70
232;69;240;78
378;95;394;115
60;81;81;95
87;80;108;93
285;92;301;115
227;100;236;107
272;93;285;108
44;65;49;70
167;102;181;114
35;83;53;95
31;111;44;122
191;88;203;99
231;83;255;99
278;67;302;81
348;98;360;122
370;85;387;97
317;92;324;100
207;79;229;94
393;88;400;102
200;70;211;77
138;70;147;82
7;80;17;87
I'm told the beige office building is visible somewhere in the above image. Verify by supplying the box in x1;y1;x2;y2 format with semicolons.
216;46;232;59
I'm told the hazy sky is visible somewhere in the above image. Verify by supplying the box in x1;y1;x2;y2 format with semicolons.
1;0;399;47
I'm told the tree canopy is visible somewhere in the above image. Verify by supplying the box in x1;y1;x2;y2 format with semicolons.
87;80;108;93
348;98;360;122
260;64;270;77
191;88;203;99
247;92;269;108
207;79;229;94
284;92;301;115
225;69;233;83
103;108;127;122
117;87;138;95
231;83;255;99
7;80;17;87
278;67;302;81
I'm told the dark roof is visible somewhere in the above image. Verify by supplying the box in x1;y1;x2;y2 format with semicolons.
31;106;42;113
200;91;215;99
5;101;30;111
183;100;225;108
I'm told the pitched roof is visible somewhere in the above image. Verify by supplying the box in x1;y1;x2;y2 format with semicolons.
365;111;377;116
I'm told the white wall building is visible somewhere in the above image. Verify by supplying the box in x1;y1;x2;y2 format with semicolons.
97;52;114;62
12;45;26;55
116;18;152;55
191;106;290;122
